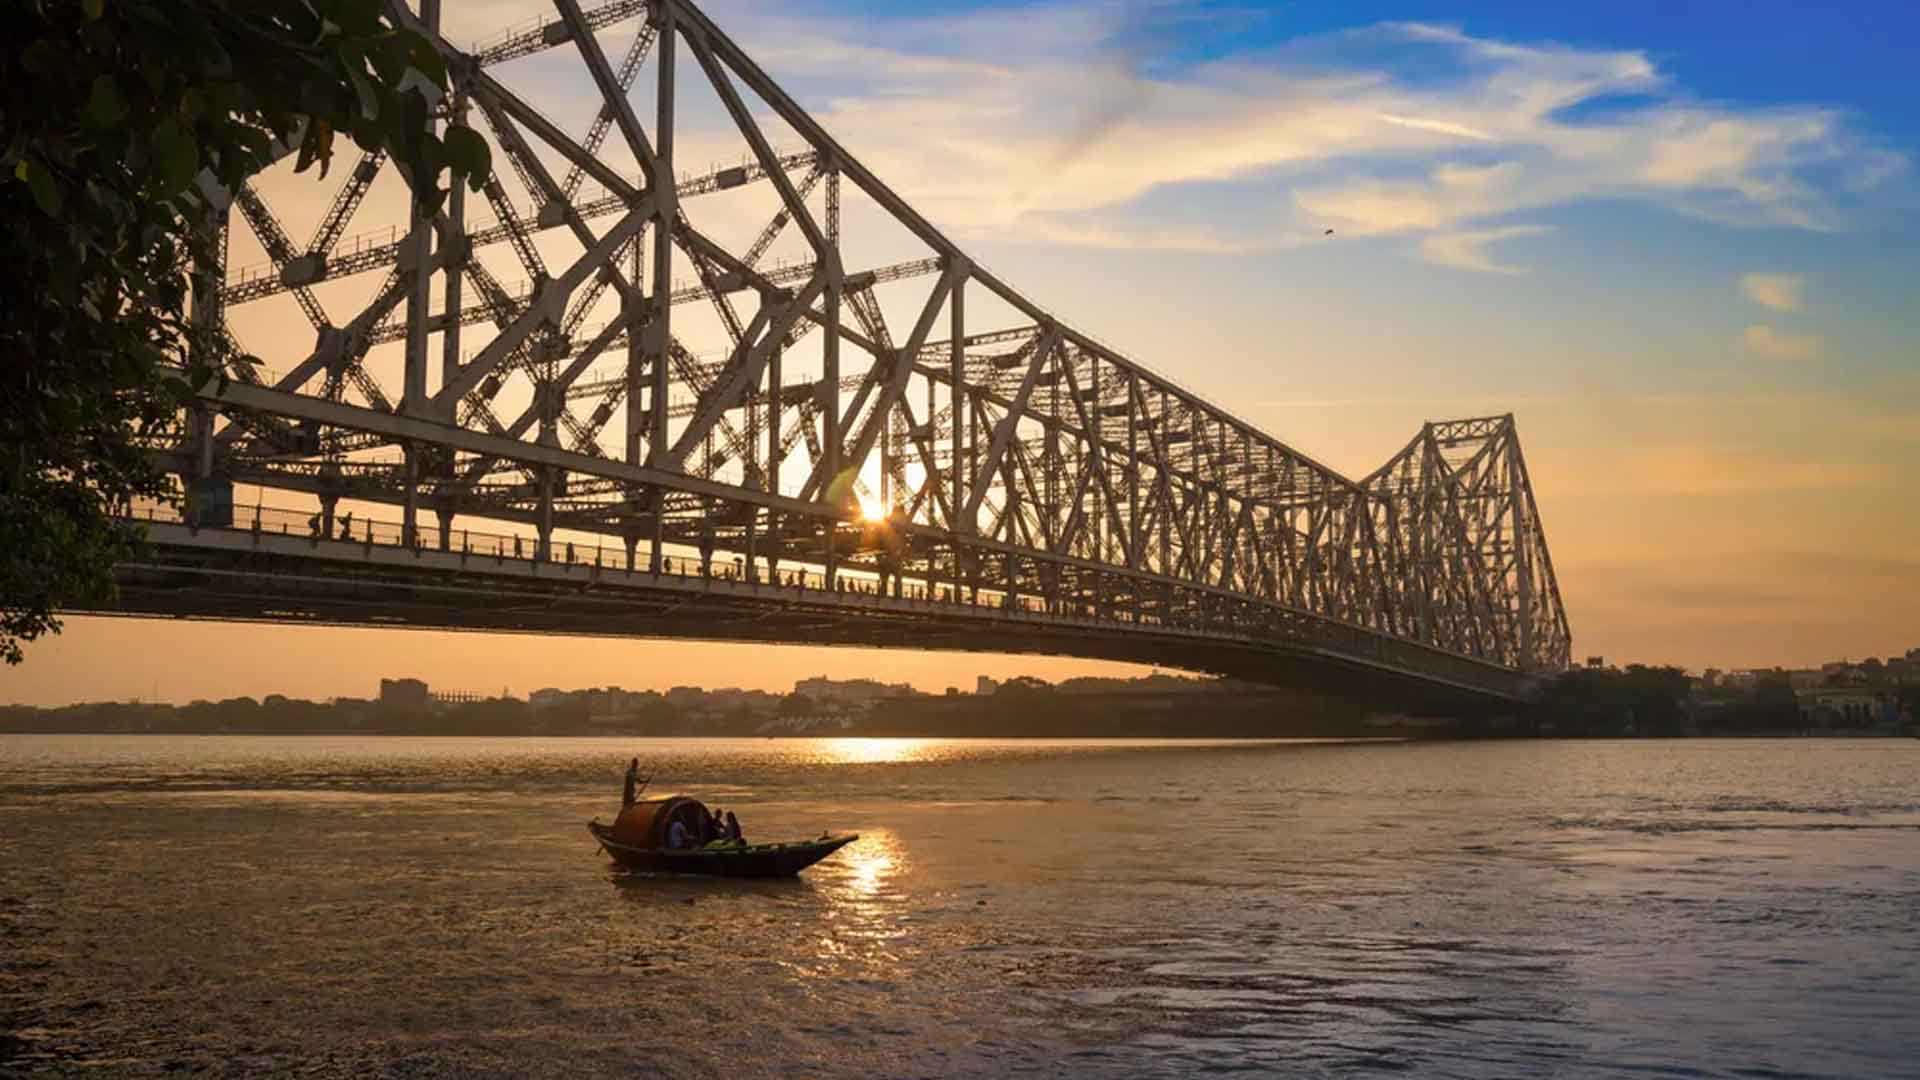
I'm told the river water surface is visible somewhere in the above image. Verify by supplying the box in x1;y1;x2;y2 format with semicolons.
2;736;1917;1077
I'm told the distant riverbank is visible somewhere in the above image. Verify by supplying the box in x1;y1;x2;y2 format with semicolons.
9;662;1914;741
5;700;1910;741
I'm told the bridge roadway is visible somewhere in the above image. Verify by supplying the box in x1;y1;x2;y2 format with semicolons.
91;509;1538;711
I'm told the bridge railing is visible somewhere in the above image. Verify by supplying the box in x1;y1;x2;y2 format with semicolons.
122;500;1527;698
129;501;1082;615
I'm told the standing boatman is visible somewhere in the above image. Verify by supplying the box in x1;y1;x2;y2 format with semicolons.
622;757;641;809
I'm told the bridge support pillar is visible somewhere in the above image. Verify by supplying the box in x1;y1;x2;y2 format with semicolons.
183;408;213;529
402;445;421;549
399;1;439;418
623;535;638;573
434;507;454;552
319;495;337;541
744;510;758;583
649;496;663;575
535;465;554;562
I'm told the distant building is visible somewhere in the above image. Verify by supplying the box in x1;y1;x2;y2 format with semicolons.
976;676;999;695
664;685;707;709
1821;661;1869;686
379;678;429;708
794;677;915;703
1797;688;1885;727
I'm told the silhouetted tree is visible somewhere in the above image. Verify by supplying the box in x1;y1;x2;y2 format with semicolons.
1;0;488;663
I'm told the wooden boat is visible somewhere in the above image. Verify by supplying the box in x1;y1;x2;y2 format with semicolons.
588;795;857;878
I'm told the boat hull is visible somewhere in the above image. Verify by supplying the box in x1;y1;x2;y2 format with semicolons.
588;822;857;877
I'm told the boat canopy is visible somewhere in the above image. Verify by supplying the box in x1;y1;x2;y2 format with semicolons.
609;795;712;849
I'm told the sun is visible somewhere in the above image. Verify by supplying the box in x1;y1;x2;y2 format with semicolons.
857;494;886;521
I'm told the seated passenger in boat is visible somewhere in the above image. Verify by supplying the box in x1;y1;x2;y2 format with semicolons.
698;810;747;849
666;817;691;850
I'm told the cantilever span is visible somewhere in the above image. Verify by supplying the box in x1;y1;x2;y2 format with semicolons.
110;0;1571;703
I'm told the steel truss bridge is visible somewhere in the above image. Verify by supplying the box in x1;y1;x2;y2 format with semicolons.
104;0;1572;707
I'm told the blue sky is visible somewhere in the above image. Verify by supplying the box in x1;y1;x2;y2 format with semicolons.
825;0;1920;146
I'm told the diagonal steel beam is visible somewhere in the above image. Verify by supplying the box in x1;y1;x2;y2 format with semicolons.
960;324;1060;528
831;263;964;498
471;70;641;203
554;0;660;183
433;204;653;408
665;271;827;468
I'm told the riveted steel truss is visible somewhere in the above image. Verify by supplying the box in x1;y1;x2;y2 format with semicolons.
161;0;1571;687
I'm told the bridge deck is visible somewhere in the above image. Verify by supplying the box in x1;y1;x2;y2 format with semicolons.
94;518;1535;710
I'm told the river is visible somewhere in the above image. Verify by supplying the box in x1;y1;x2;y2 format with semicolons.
2;736;1916;1077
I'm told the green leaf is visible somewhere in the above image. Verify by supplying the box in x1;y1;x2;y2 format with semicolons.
83;76;130;130
150;120;200;195
441;124;491;191
293;119;335;177
18;159;62;217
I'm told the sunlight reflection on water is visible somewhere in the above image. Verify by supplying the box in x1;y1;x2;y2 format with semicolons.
810;737;940;765
841;830;900;899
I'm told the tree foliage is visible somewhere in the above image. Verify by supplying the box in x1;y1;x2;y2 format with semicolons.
1;0;487;663
1539;664;1693;734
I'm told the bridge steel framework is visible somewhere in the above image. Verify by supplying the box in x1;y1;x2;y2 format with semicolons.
129;0;1571;704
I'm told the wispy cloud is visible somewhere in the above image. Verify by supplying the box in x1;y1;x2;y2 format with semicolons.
674;4;1905;256
449;2;1906;260
1742;323;1822;360
1419;224;1551;274
1378;113;1495;141
1742;272;1806;311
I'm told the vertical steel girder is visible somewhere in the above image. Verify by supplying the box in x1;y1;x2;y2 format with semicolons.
184;0;1571;677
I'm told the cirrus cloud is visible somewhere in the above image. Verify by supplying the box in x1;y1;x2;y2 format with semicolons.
647;2;1909;260
1419;225;1552;275
448;1;1906;272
